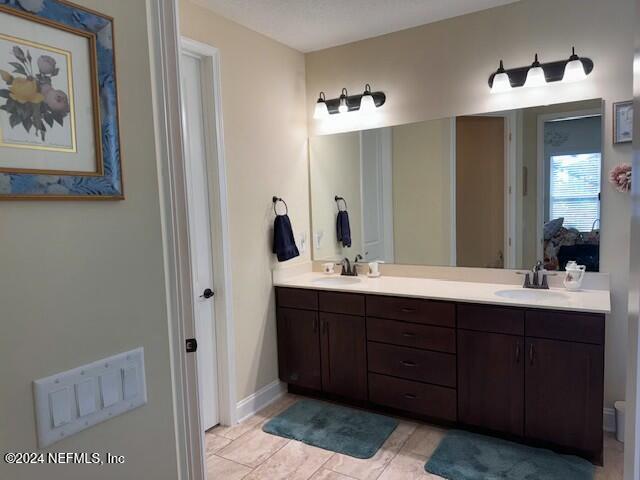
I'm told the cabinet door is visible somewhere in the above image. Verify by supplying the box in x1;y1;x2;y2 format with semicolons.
458;329;524;436
525;338;603;454
276;308;321;390
320;312;367;401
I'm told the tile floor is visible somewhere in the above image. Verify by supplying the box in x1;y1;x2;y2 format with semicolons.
206;394;624;480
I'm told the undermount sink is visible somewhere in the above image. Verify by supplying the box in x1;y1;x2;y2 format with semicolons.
495;289;569;302
311;276;362;287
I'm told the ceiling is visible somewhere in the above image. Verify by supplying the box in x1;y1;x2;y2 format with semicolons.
193;0;521;52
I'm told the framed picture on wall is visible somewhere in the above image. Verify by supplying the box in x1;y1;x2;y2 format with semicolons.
613;101;633;144
0;0;123;199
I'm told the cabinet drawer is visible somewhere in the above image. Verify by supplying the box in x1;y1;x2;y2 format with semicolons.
276;288;318;310
366;296;455;327
367;317;455;353
458;303;524;335
367;342;456;387
369;373;457;422
319;291;365;315
526;310;605;345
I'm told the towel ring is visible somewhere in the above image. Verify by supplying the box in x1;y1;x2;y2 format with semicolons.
335;195;348;212
272;196;288;216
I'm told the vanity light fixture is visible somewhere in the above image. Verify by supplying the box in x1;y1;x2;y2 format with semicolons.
562;47;588;83
490;60;512;94
523;54;547;88
338;88;349;114
313;92;329;119
312;84;386;117
488;48;593;92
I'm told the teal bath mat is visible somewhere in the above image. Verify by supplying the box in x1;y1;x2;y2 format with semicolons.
425;430;594;480
262;399;398;459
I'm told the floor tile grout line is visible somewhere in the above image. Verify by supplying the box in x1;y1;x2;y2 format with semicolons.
303;448;337;480
375;423;419;478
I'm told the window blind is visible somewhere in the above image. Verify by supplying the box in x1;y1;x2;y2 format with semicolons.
549;153;601;232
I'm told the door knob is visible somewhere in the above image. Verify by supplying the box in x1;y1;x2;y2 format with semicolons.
200;288;214;299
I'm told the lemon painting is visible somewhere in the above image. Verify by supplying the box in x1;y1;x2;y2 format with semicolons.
0;33;75;152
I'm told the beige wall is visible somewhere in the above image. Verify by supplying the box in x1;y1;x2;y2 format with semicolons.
180;0;309;401
392;119;452;265
309;132;362;261
0;1;179;479
306;0;633;408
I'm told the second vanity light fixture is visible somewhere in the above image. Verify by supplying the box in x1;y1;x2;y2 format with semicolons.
489;47;594;93
313;84;386;119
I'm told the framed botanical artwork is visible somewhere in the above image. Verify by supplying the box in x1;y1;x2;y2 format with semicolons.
613;100;633;145
0;0;122;199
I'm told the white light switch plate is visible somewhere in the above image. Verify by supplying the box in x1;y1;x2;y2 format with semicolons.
33;348;147;448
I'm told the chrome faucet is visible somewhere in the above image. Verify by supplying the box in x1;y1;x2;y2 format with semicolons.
519;261;551;289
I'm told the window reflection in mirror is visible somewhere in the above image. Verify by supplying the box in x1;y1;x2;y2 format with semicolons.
309;99;602;272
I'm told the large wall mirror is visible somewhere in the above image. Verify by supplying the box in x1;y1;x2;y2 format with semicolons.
309;99;603;271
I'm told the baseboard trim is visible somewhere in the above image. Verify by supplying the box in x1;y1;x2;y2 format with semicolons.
603;407;616;433
236;380;286;423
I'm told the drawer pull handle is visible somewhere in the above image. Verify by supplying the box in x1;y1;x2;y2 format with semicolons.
401;360;417;367
529;343;535;366
400;307;416;313
404;393;417;399
402;332;416;337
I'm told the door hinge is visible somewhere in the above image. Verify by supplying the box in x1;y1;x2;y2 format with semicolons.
185;338;198;353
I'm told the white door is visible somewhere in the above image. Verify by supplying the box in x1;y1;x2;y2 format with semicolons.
360;128;394;262
180;52;219;430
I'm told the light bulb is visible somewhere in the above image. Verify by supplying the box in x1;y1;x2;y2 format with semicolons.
338;88;349;114
523;55;546;88
491;73;512;93
313;100;329;119
524;66;546;88
563;60;586;83
490;60;511;93
563;48;587;83
359;84;377;113
338;98;348;113
313;92;329;119
359;93;376;113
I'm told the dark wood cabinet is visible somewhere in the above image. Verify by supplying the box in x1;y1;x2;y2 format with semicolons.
275;287;605;462
320;312;367;400
369;373;457;422
276;307;321;390
368;341;456;387
458;329;524;436
525;337;604;454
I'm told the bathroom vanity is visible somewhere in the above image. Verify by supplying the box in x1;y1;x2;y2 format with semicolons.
274;274;609;463
283;96;612;463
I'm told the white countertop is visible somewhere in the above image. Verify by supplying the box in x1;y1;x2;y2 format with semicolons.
274;271;611;314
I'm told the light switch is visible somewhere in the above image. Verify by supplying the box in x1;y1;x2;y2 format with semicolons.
75;379;97;417
49;387;71;428
122;366;138;400
99;371;120;408
33;347;147;448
